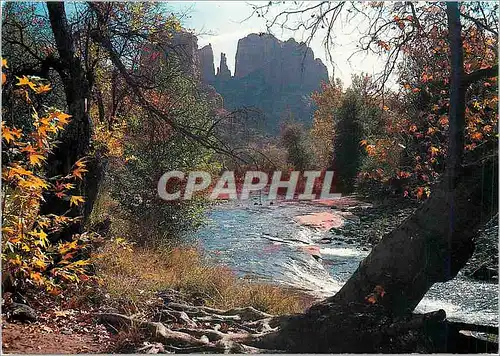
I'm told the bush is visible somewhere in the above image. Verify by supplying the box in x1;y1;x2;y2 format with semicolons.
1;65;94;294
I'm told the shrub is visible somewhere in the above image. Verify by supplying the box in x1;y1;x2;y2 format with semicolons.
1;62;93;294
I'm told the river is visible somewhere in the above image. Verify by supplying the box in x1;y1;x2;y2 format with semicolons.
195;197;498;326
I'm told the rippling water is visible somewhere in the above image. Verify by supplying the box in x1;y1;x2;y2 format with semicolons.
195;197;498;326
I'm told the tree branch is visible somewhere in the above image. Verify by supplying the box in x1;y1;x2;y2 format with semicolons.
462;65;498;86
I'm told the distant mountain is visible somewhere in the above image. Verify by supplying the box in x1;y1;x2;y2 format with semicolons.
198;33;329;134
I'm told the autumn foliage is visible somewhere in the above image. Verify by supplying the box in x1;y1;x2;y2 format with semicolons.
310;4;498;200
1;60;93;294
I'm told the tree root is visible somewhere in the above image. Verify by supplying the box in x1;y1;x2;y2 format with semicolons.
98;290;493;353
98;313;212;347
97;304;278;353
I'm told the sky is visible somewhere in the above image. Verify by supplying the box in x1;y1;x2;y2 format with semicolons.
168;1;385;87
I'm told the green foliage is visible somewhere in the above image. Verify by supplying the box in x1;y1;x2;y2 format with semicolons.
280;121;313;171
332;89;365;193
108;60;220;245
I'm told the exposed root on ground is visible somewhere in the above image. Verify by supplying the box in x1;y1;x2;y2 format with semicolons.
96;290;499;353
97;300;282;353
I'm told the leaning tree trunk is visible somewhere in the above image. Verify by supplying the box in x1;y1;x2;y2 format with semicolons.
247;3;498;352
40;2;104;239
327;1;471;316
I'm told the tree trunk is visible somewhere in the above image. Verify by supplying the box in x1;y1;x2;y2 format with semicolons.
321;3;473;315
41;2;102;238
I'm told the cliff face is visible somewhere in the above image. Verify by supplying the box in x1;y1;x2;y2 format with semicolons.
198;34;328;133
233;34;328;93
199;44;215;83
170;31;200;80
195;34;328;133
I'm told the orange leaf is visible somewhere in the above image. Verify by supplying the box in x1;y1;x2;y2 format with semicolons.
2;124;22;143
21;144;37;154
365;295;377;304
34;83;52;94
55;112;71;126
470;132;483;141
416;187;425;200
72;167;88;180
49;288;62;296
62;253;75;260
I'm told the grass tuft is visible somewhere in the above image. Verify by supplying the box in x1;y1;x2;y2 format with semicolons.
95;241;312;315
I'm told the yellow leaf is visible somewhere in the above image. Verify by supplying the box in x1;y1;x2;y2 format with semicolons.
429;146;440;157
2;227;15;235
28;176;49;190
2;124;22;143
2;58;8;68
35;83;52;94
69;195;85;207
59;240;78;255
9;164;34;177
33;229;47;239
15;75;37;90
29;153;46;167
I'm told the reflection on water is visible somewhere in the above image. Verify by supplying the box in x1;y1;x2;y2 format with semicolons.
195;198;498;326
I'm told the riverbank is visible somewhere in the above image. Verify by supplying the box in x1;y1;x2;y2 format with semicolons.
2;242;314;354
325;196;497;283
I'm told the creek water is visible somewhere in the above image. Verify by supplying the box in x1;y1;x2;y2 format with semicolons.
195;197;498;326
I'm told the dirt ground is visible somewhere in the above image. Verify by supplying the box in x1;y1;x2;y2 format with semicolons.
2;321;108;354
1;294;114;355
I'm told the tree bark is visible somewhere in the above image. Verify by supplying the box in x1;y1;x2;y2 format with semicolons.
41;2;102;238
